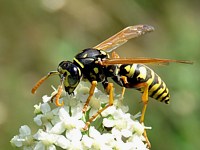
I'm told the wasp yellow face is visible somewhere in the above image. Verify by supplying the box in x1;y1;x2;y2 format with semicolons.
57;61;82;94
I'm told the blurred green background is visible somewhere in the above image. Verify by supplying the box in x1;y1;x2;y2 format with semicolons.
0;0;199;149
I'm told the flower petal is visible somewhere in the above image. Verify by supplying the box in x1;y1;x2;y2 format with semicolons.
19;125;31;136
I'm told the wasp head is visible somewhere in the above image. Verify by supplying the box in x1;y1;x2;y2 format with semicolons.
57;61;82;94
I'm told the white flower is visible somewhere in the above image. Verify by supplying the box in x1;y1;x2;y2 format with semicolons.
10;125;34;148
42;95;52;103
34;129;70;149
11;81;150;150
49;107;84;134
40;102;51;113
129;134;149;150
131;120;145;136
33;102;55;132
82;135;93;149
103;118;115;128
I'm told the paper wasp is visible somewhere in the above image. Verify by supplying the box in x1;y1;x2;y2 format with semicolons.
31;25;192;147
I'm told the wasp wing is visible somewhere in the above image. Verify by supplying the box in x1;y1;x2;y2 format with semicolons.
93;25;154;52
101;58;193;65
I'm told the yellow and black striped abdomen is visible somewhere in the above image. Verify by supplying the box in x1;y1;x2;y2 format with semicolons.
118;64;170;104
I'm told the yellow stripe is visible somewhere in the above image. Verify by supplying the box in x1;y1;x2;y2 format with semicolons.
160;92;168;98
146;70;155;96
125;64;136;78
77;68;82;77
124;65;131;76
153;87;165;99
73;58;84;68
149;76;161;93
152;77;162;99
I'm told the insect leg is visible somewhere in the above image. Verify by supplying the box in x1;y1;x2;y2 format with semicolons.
54;84;64;106
134;82;151;148
121;76;149;112
82;81;97;113
50;76;65;106
83;83;114;130
120;75;130;99
134;83;149;123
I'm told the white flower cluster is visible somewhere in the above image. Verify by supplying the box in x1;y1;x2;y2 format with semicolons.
11;82;150;150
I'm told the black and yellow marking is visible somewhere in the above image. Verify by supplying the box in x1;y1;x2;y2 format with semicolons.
73;58;84;68
118;64;170;103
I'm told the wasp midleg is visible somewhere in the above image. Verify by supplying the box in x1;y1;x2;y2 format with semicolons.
83;82;114;130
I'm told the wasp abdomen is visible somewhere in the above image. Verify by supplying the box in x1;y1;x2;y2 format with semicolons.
119;64;170;104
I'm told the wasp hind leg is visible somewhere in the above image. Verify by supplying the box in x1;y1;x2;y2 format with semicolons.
83;82;114;130
134;82;151;148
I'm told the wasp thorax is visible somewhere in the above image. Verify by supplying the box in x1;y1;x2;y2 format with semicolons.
57;61;82;94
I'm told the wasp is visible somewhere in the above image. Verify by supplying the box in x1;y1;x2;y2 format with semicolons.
31;25;192;147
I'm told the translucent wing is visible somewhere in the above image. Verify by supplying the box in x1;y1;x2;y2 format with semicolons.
93;24;154;52
101;58;193;65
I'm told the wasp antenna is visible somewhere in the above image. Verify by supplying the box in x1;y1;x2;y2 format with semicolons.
31;75;49;94
31;71;59;94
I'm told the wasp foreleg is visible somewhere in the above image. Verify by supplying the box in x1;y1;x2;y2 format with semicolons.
82;81;97;113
